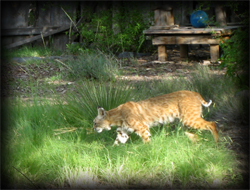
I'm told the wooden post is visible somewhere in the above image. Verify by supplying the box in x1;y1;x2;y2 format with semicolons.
166;9;174;26
153;8;174;27
180;45;188;58
210;44;220;62
158;45;167;62
215;4;227;27
154;9;162;26
181;1;194;25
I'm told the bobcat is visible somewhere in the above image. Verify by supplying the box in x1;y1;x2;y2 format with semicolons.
93;90;218;145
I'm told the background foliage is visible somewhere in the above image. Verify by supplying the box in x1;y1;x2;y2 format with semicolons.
218;1;249;89
66;2;154;54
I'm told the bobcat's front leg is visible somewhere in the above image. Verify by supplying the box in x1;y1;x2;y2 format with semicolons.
113;128;130;146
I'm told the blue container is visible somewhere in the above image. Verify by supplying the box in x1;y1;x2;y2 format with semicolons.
190;10;208;28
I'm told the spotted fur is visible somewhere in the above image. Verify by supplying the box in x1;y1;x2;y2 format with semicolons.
93;90;218;145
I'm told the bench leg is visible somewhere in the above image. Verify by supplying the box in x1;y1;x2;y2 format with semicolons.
158;45;167;62
180;44;188;58
210;44;219;62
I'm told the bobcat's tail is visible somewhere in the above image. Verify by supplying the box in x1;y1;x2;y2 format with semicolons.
197;94;212;107
201;99;212;107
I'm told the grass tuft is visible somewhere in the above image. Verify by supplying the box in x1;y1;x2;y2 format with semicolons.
64;51;120;81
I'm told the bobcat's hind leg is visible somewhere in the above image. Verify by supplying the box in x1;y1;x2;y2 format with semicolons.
205;121;219;143
183;118;219;142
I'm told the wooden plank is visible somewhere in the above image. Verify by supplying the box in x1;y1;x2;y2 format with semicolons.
159;10;166;26
166;10;174;26
215;3;227;27
5;25;70;49
152;35;227;45
149;25;179;30
181;1;193;25
158;45;167;61
153;36;176;44
36;2;51;27
144;26;242;35
51;2;77;50
210;44;220;62
153;9;174;27
149;26;171;30
1;27;60;36
154;9;161;26
144;29;222;35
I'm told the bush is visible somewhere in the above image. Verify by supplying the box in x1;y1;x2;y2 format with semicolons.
67;2;154;54
218;1;249;89
219;27;249;89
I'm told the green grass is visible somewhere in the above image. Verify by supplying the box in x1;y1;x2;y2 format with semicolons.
3;65;246;188
2;45;62;60
3;103;241;188
2;47;247;188
63;51;121;81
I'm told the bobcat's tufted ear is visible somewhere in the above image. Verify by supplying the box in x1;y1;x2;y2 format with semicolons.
97;106;106;116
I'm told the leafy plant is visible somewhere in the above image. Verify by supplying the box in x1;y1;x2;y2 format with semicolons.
67;2;154;54
219;27;249;88
66;43;89;55
218;2;249;89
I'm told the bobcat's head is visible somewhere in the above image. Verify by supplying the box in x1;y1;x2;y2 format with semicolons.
93;107;111;133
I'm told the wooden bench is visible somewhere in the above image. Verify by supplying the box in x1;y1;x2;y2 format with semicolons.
144;26;241;62
143;8;240;62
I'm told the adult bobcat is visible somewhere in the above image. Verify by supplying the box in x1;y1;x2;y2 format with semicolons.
93;90;218;145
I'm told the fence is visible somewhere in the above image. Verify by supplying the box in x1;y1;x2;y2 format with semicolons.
1;1;242;51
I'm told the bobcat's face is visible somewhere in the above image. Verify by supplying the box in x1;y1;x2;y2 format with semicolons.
93;107;111;133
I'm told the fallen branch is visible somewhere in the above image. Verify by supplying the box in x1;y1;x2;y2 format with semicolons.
54;127;83;135
12;166;39;188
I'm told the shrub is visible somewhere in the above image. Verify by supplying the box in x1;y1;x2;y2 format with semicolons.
67;2;154;54
218;2;249;89
219;27;249;89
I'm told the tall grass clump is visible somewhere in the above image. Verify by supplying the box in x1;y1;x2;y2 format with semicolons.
63;51;120;81
58;80;140;132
